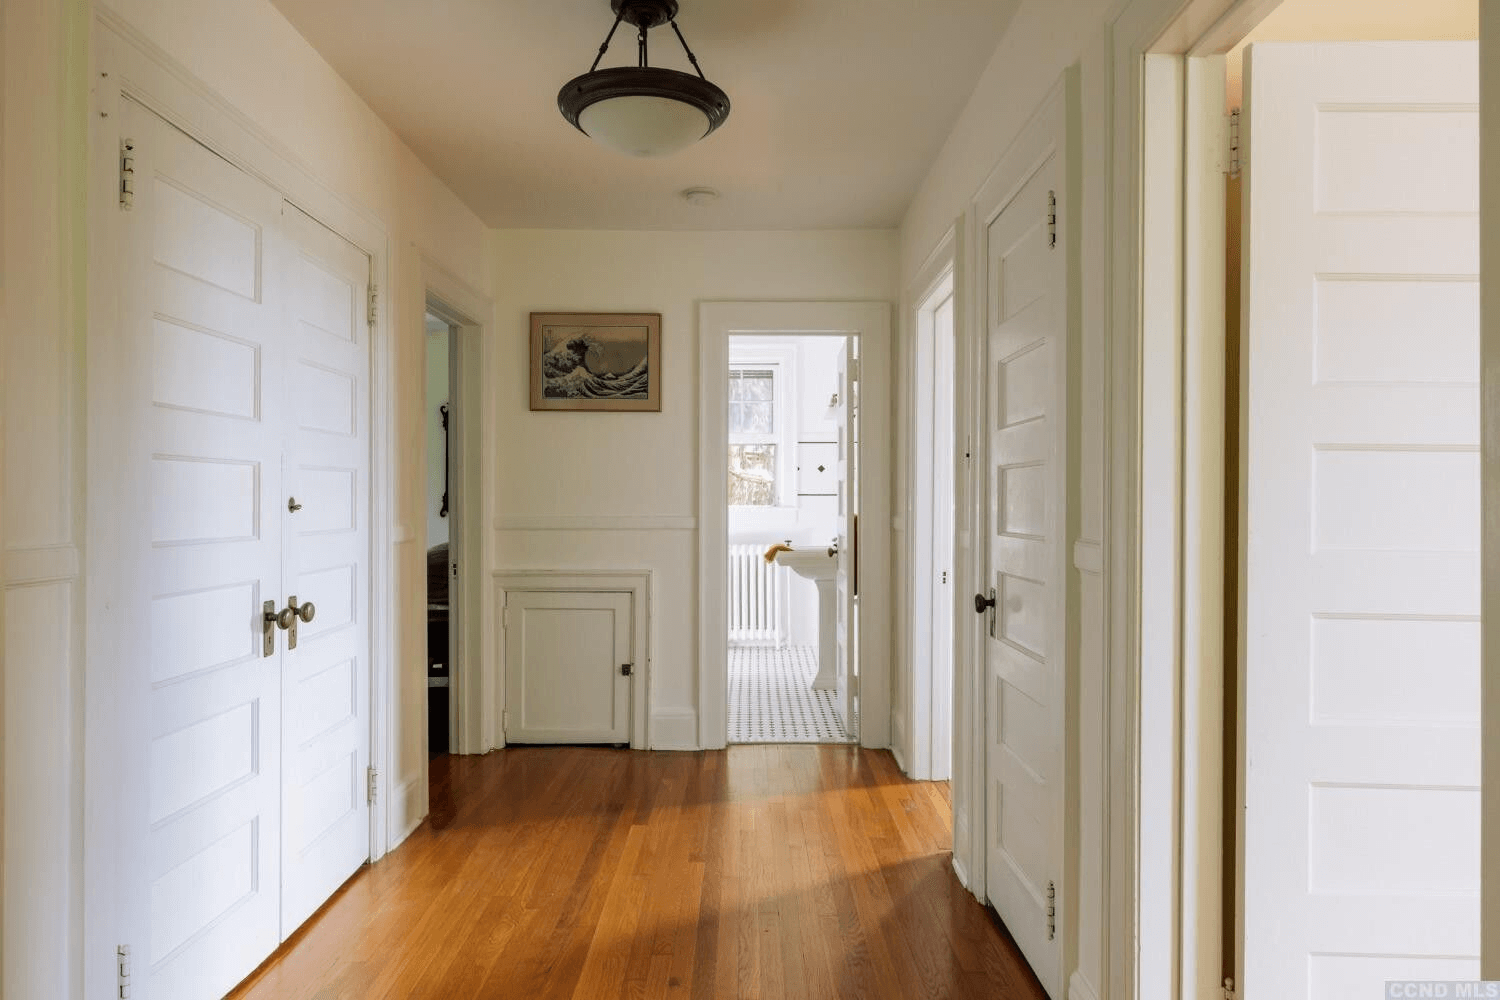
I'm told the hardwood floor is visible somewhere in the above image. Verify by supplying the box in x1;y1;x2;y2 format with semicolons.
227;745;1046;1000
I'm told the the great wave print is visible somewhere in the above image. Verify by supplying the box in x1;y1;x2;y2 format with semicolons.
541;324;650;400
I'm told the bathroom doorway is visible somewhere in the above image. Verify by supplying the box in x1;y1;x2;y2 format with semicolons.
725;333;858;744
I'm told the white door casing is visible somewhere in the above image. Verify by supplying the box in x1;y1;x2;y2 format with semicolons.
503;590;633;744
118;100;375;999
278;205;373;933
1240;42;1480;997
835;340;859;736
976;104;1068;999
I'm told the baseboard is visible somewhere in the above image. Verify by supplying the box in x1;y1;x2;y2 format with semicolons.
1069;970;1101;1000
952;855;972;892
650;708;699;750
391;775;426;850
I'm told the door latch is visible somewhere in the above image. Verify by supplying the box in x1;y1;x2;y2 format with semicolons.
973;587;997;638
620;663;633;677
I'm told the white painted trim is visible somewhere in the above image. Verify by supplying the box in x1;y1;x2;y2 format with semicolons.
494;515;697;532
1179;52;1228;1000
1072;541;1104;576
3;545;81;585
492;570;652;750
1069;969;1104;1000
423;256;496;765
698;301;893;752
391;776;426;850
904;230;958;784
1138;54;1184;1000
648;709;698;751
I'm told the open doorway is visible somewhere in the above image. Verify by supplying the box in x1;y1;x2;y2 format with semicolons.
911;270;957;780
1139;2;1480;997
425;310;458;756
725;334;859;744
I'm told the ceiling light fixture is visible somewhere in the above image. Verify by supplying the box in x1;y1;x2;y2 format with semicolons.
558;0;730;158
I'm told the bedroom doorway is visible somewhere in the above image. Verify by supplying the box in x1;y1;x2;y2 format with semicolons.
425;310;459;756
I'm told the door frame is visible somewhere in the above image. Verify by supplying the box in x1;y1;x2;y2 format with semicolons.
84;13;398;996
698;301;892;750
421;260;495;765
904;233;958;783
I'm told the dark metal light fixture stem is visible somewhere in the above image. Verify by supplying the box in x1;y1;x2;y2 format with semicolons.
589;9;626;72
668;20;707;80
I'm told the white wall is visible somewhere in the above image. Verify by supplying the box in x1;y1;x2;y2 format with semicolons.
488;229;895;747
0;0;492;995
426;325;451;549
895;2;1115;997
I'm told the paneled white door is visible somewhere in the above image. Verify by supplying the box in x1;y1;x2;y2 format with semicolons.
978;136;1065;998
279;205;372;933
504;591;632;743
122;101;372;999
1241;42;1480;998
834;340;859;735
131;102;289;1000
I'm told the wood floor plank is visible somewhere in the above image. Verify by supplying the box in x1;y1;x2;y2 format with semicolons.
225;746;1047;1000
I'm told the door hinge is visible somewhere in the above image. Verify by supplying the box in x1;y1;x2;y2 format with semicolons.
1223;977;1236;1000
117;944;132;999
119;139;136;211
366;765;379;806
367;285;379;326
620;663;633;676
1223;109;1241;178
1045;880;1056;940
1047;190;1057;248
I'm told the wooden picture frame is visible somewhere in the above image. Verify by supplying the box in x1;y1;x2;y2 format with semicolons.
529;312;662;411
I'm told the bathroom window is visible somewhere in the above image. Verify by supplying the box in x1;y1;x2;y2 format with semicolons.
728;367;779;506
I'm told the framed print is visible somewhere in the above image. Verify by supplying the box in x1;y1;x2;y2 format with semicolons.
530;312;661;412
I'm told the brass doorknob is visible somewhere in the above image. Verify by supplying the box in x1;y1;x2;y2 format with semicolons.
275;607;296;631
973;591;996;614
290;596;316;624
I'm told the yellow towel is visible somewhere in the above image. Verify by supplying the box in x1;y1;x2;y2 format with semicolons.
763;543;793;564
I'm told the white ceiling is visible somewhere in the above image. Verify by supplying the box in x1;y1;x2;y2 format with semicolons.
268;0;1020;230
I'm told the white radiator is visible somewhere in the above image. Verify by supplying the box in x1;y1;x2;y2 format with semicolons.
727;544;785;645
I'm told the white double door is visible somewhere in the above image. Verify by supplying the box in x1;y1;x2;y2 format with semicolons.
1241;43;1480;997
122;101;372;1000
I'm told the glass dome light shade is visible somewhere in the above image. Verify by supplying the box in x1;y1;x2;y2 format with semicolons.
559;66;730;157
578;95;710;157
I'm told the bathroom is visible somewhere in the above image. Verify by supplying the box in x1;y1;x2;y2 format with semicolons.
726;333;856;744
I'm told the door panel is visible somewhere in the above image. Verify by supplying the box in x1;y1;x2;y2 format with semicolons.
133;102;286;1000
1241;42;1479;998
505;591;632;743
279;205;372;933
981;148;1065;999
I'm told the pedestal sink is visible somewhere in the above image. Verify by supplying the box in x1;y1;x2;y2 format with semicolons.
774;547;838;690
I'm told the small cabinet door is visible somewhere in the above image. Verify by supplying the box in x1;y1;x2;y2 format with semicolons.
503;591;633;743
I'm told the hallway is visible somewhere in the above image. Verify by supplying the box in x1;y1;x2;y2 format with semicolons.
226;746;1045;999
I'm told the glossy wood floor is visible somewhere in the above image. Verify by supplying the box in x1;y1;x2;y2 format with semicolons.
227;745;1046;1000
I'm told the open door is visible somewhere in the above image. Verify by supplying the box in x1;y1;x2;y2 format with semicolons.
834;340;860;738
1240;42;1480;996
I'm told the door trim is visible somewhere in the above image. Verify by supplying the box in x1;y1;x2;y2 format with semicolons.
422;257;495;764
86;14;398;996
903;230;958;784
492;570;651;750
697;301;892;751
